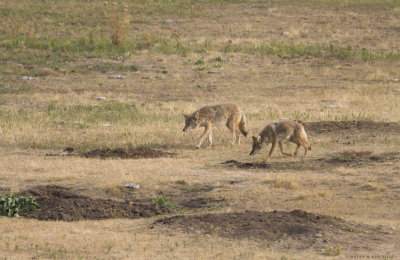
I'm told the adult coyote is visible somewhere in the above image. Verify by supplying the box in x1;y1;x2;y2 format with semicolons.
183;104;248;149
250;120;310;160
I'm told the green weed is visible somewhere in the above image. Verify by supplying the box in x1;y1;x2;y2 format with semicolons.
0;194;40;217
152;196;179;209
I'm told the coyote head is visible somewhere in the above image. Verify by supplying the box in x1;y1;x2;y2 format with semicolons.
250;135;262;155
183;112;199;132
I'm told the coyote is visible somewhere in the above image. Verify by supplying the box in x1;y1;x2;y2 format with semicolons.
250;120;311;160
183;104;248;149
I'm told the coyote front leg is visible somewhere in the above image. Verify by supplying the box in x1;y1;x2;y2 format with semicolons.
195;123;211;149
207;130;213;148
266;139;278;160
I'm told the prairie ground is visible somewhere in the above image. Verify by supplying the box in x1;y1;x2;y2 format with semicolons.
0;0;400;259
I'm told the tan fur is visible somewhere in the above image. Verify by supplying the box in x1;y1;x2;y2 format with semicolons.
183;104;248;149
250;120;310;160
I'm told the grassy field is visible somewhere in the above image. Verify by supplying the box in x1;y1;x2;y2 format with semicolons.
1;0;400;259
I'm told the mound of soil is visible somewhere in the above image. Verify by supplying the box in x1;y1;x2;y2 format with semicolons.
157;210;393;250
222;160;271;169
19;186;171;221
81;147;174;159
302;121;400;135
222;152;399;170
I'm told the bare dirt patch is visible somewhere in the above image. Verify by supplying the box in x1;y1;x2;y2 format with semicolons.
156;210;395;250
80;147;174;159
222;152;399;170
19;186;171;221
302;121;400;135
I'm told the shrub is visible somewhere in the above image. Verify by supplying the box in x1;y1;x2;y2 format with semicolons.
0;194;40;217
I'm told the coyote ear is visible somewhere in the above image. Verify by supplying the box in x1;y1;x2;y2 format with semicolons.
194;111;199;120
257;136;261;142
252;136;257;142
183;113;190;119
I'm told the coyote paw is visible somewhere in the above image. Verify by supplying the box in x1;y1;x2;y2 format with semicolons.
195;145;201;149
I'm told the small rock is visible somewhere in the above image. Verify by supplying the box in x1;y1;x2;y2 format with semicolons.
393;89;400;92
391;226;396;230
207;71;220;74
22;76;34;80
123;183;140;189
165;19;177;23
95;97;106;100
108;75;125;79
392;78;399;82
315;232;322;238
102;123;111;127
197;83;216;89
327;104;349;109
73;121;79;124
282;31;289;36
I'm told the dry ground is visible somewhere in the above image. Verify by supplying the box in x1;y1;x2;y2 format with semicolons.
1;1;400;259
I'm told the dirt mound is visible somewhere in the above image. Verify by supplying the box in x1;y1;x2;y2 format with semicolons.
222;160;271;169
19;186;171;221
81;147;174;159
302;121;400;135
157;210;392;249
179;197;224;209
222;152;399;170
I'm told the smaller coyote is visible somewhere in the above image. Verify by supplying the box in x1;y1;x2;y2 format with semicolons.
250;120;311;160
183;103;248;149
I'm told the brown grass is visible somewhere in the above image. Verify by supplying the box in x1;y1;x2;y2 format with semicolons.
1;0;400;259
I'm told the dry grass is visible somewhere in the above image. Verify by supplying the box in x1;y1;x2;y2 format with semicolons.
1;0;400;259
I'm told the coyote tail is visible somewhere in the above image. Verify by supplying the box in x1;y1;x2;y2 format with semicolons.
239;111;248;137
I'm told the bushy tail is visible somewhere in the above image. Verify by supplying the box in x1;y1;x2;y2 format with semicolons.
239;111;248;137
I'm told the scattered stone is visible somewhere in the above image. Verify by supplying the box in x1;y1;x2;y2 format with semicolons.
165;19;177;23
236;62;249;66
207;71;220;74
73;121;79;125
197;83;216;89
108;75;126;79
315;232;323;238
327;105;349;109
392;78;399;82
95;97;106;100
282;31;289;36
393;89;400;92
22;76;34;80
123;183;140;189
102;123;111;127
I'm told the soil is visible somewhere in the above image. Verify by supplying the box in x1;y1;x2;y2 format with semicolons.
222;152;399;170
156;210;395;250
19;186;171;221
80;147;174;159
302;121;400;135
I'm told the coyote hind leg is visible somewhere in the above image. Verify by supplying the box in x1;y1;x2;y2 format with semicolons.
279;141;293;157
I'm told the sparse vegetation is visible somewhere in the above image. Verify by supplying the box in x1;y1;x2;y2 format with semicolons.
0;194;39;217
153;196;179;209
323;246;342;256
0;0;399;258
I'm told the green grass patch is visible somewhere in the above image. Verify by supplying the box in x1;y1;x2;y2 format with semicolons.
0;82;33;94
152;196;179;209
0;194;40;217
